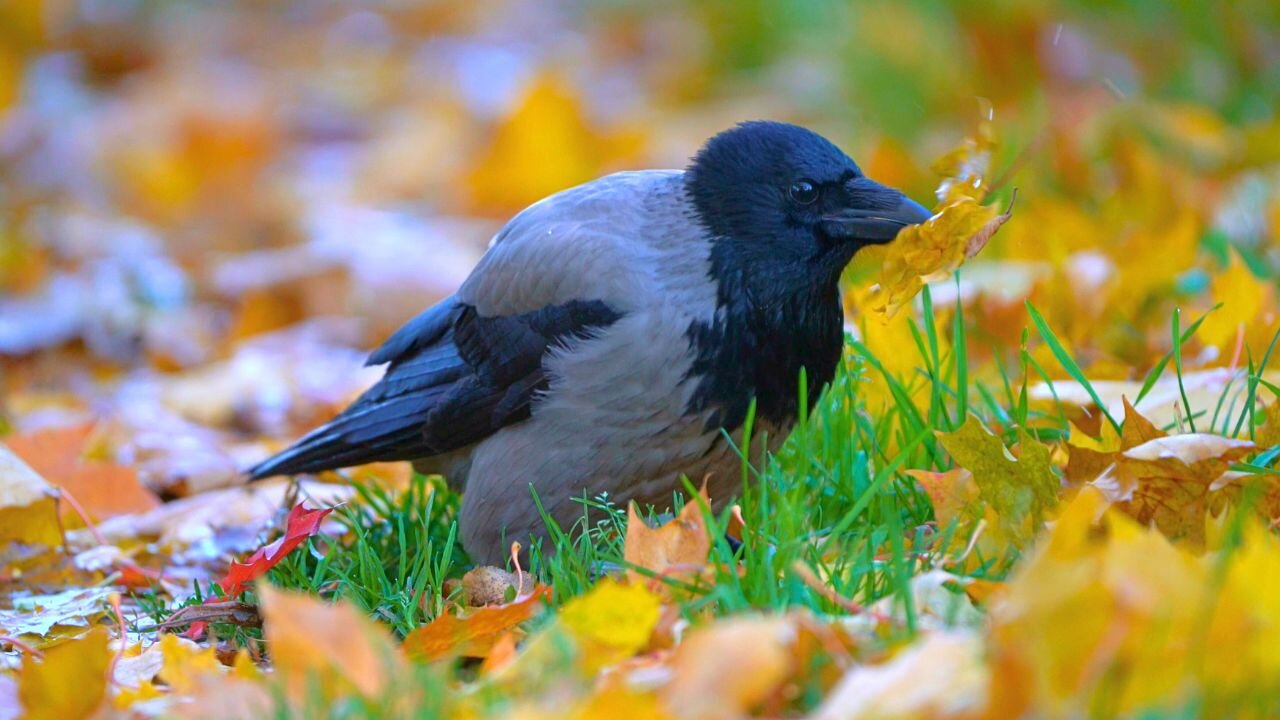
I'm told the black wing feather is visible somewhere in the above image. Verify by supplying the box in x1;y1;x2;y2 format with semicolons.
248;297;622;479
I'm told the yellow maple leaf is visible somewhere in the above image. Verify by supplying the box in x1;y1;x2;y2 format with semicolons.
868;112;1012;320
935;417;1060;550
559;578;661;671
19;627;110;720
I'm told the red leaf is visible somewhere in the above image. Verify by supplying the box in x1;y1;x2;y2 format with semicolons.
218;504;334;597
172;504;333;640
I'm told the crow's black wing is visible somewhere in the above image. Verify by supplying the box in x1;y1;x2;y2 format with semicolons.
247;296;621;479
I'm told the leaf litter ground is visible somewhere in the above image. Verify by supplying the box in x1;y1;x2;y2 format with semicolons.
3;2;1280;718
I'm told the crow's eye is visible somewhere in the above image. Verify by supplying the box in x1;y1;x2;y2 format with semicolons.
788;179;818;205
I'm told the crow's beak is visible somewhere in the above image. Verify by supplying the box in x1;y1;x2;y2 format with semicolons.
820;177;933;244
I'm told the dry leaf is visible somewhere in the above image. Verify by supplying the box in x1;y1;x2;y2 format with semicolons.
1090;433;1259;543
623;487;712;591
403;585;552;662
6;425;160;525
662;616;795;720
18;626;110;720
258;585;406;701
560;579;662;672
936;417;1060;549
812;631;988;720
0;442;61;546
869;113;1011;320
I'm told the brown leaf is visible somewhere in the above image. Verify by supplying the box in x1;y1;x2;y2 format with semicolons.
623;486;712;591
1092;434;1258;543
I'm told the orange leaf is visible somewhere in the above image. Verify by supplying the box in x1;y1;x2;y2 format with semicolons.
402;585;551;662
6;425;159;525
623;485;712;591
259;585;406;701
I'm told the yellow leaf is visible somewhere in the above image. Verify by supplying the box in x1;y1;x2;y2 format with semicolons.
908;467;980;534
157;634;221;695
936;417;1059;549
559;579;660;671
113;680;164;710
575;687;673;720
1204;521;1280;691
989;488;1203;715
259;585;406;701
19;627;110;720
870;198;1009;319
1198;249;1271;350
0;442;61;546
868;111;1011;320
465;73;644;214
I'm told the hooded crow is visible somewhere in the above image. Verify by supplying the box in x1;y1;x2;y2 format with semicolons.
248;121;932;564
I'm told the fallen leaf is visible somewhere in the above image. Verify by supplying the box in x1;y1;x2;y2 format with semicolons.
156;634;221;695
986;486;1280;714
812;631;988;720
18;626;110;720
6;425;160;525
0;443;61;546
624;487;712;591
907;467;980;536
662;616;795;720
560;579;662;672
216;503;334;598
259;585;406;701
1066;397;1164;485
403;585;552;662
1091;433;1258;543
1029;368;1280;432
0;588;114;640
177;502;333;638
465;73;644;214
936;417;1060;549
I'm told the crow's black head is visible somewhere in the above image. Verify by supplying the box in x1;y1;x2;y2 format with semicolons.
681;121;931;432
686;121;930;285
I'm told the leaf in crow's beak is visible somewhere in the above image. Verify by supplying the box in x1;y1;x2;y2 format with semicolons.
868;114;1013;320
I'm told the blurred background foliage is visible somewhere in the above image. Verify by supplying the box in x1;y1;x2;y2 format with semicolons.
0;0;1277;485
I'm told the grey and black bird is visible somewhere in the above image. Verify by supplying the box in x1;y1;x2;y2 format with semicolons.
248;121;931;564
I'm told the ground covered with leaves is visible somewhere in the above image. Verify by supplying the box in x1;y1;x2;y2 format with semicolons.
2;1;1280;718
